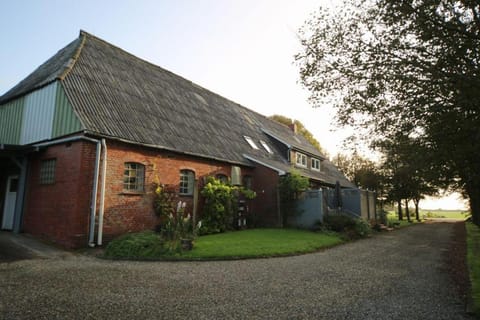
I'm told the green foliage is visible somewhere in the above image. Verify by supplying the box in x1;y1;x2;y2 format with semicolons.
278;170;309;226
104;231;166;258
152;183;176;218
332;152;384;191
296;0;480;223
152;183;200;251
323;214;371;239
200;176;256;235
269;115;327;156
466;222;480;316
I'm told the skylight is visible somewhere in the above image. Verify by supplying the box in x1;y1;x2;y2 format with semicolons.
260;140;273;154
244;136;259;150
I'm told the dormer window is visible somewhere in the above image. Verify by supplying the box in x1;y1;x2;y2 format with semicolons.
311;158;321;171
260;140;273;154
244;136;259;150
296;152;307;167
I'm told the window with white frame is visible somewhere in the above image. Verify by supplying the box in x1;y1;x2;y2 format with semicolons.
296;152;307;167
40;159;56;184
244;136;259;150
311;158;321;171
179;170;195;195
123;162;145;192
260;140;273;154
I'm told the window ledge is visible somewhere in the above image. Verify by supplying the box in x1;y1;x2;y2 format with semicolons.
120;191;145;196
178;194;193;197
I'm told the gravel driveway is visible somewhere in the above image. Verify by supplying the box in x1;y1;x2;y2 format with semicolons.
0;222;472;319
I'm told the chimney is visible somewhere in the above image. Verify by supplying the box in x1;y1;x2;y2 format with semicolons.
288;121;297;134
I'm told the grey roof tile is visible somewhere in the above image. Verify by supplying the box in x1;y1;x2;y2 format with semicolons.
0;30;354;188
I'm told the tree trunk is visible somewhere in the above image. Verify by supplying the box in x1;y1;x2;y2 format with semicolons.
465;180;480;226
405;199;411;222
397;200;403;220
414;199;420;221
468;188;480;226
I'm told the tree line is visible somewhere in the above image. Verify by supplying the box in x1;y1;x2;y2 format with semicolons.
296;0;480;224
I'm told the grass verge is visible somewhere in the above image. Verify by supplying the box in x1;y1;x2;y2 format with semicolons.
104;228;343;260
466;222;480;315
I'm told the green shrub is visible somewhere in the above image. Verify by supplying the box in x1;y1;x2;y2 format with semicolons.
200;176;255;235
104;231;167;258
324;214;356;232
324;214;371;239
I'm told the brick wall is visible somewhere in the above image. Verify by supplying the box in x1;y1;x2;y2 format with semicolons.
98;140;259;243
248;164;281;226
23;140;96;248
22;138;280;248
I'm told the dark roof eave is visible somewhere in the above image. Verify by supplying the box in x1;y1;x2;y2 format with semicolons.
261;128;325;160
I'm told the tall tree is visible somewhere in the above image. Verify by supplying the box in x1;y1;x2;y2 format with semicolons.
269;115;327;156
332;152;383;191
296;0;480;224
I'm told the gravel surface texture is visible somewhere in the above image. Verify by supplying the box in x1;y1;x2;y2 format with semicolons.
0;222;473;319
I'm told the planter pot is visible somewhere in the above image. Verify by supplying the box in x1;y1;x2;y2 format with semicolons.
180;238;194;251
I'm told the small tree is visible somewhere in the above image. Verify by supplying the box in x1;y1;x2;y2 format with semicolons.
200;176;255;234
278;170;309;227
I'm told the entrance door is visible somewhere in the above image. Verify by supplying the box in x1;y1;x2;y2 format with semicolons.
2;175;19;230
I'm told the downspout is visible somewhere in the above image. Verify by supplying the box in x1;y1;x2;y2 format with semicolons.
97;139;107;246
88;140;102;247
33;135;102;247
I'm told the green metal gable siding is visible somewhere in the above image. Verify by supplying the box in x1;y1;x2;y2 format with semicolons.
0;97;24;144
0;81;83;145
52;83;83;137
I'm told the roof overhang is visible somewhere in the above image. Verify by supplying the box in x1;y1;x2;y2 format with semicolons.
242;154;287;175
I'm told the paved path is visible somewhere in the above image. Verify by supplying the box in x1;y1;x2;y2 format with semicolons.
0;222;472;319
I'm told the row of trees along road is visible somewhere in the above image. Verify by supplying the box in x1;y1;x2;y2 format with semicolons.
296;0;480;224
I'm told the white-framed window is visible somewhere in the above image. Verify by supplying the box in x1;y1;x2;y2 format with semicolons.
244;136;259;150
296;152;307;167
179;170;195;195
260;140;273;154
40;159;56;185
311;158;321;171
123;162;145;192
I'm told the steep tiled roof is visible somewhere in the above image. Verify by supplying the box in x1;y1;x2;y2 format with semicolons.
0;37;83;104
0;30;354;188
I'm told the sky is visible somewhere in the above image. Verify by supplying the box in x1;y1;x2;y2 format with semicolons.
0;1;467;210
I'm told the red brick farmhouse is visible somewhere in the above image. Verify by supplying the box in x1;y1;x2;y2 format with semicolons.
0;31;354;248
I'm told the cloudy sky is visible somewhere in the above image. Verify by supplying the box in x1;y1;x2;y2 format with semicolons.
0;1;467;209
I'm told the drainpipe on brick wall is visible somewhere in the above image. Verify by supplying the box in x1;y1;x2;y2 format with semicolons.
97;139;107;246
34;135;102;247
88;140;102;247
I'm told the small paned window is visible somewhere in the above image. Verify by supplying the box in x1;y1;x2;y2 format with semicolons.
296;152;307;167
216;174;229;184
243;175;253;190
260;140;273;154
244;136;259;150
311;158;321;171
40;159;56;184
123;162;145;192
179;170;195;195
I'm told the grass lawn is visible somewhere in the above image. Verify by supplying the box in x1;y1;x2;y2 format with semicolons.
466;222;480;315
386;212;423;228
104;229;344;260
386;210;469;226
420;210;470;219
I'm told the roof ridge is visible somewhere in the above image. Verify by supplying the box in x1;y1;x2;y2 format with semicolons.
58;31;87;81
